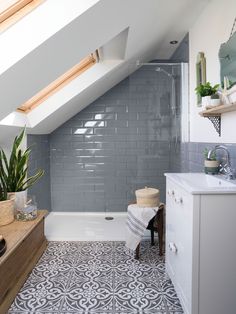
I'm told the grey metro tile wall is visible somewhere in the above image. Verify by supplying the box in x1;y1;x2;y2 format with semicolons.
49;68;182;212
27;134;51;210
181;142;236;173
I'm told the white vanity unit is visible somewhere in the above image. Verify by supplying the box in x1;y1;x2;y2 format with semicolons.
165;173;236;314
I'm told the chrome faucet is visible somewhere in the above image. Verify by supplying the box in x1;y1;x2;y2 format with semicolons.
208;145;234;180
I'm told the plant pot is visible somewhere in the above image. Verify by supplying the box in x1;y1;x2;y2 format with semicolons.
205;98;222;109
201;96;211;107
210;98;221;107
204;159;219;175
8;190;27;212
0;199;14;226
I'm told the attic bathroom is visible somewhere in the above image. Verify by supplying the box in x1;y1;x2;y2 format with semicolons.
0;1;236;314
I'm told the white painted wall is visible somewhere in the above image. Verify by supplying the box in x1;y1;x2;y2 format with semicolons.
0;126;26;159
0;0;99;75
0;0;209;124
0;0;210;145
189;0;236;143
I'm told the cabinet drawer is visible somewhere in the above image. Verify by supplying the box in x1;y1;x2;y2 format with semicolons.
166;178;193;313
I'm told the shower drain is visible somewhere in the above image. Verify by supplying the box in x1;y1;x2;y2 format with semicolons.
105;216;114;220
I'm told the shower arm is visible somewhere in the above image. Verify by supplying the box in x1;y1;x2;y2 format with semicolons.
136;61;183;66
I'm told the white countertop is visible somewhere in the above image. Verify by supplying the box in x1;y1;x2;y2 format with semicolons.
164;173;236;194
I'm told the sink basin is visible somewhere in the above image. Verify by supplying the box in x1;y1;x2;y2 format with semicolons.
205;175;236;187
165;173;236;194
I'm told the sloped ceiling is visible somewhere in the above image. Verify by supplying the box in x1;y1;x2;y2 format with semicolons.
0;0;211;141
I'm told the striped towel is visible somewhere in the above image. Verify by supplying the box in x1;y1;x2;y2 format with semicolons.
125;204;159;251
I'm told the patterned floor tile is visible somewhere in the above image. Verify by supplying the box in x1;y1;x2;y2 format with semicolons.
8;241;183;314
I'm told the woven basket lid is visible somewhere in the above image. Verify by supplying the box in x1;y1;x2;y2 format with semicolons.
135;186;159;198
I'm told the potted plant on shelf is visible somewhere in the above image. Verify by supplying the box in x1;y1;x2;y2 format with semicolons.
195;82;220;108
204;148;219;175
0;181;14;226
0;128;44;217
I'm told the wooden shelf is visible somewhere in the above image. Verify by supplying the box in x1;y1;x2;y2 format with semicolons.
198;102;236;136
199;102;236;117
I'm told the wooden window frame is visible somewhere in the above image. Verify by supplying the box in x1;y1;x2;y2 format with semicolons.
17;54;97;113
0;0;44;32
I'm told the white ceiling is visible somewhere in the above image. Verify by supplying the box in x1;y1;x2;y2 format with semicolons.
0;0;211;141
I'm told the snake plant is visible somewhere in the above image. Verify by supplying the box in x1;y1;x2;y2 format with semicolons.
0;183;7;201
0;128;44;192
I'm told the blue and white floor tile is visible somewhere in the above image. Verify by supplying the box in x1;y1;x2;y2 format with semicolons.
9;241;183;314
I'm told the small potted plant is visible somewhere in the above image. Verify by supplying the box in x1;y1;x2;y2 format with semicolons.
204;148;219;175
0;182;14;226
0;128;44;218
195;82;220;107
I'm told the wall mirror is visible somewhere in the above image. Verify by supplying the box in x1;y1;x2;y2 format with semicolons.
219;30;236;87
196;52;206;106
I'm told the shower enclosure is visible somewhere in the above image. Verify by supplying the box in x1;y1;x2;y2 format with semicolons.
127;62;188;202
33;61;188;216
41;61;189;239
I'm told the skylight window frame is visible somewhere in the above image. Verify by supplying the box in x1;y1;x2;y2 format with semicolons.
17;53;98;114
0;0;44;32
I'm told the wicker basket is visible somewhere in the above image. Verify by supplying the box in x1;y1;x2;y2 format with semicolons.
0;199;14;226
135;186;160;207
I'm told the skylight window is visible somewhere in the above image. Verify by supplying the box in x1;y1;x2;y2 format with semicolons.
0;0;44;30
17;53;98;113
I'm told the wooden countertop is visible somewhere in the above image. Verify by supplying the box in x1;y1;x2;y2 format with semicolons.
0;210;48;265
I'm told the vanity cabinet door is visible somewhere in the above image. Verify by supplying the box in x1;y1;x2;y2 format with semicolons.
166;178;194;314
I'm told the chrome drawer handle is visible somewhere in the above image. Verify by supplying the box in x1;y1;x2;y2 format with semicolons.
169;242;178;253
167;190;175;196
175;197;183;204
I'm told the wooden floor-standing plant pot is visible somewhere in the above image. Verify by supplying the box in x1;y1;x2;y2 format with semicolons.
0;199;14;226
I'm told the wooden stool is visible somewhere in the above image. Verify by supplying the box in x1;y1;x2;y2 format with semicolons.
135;205;164;259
